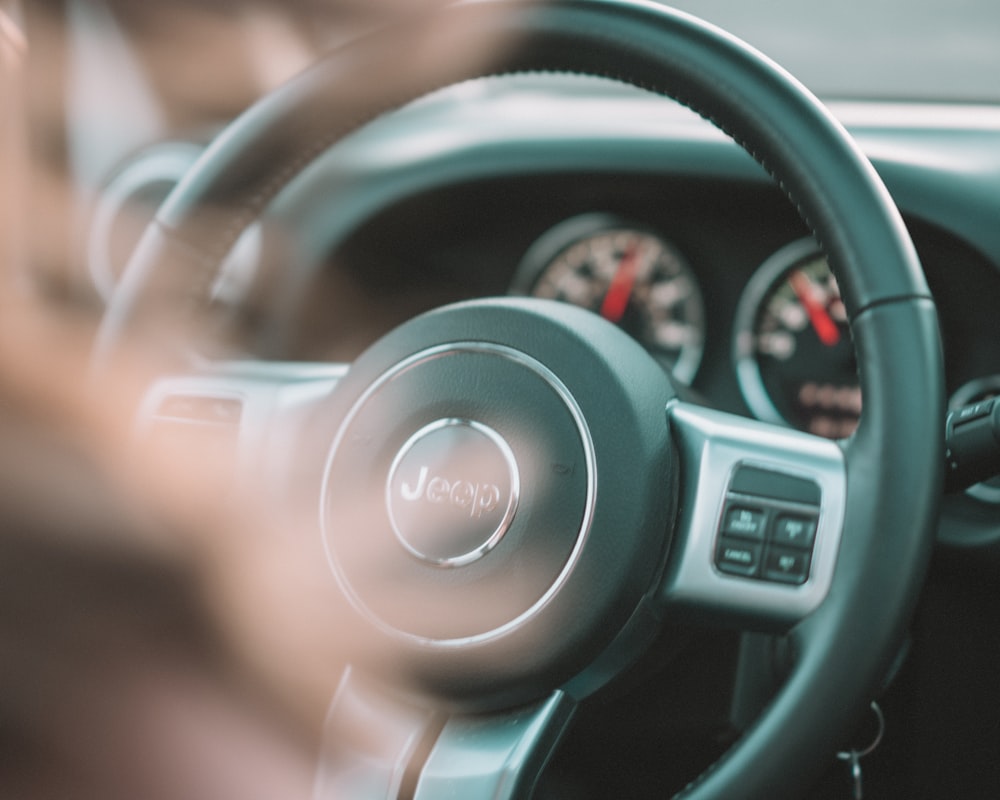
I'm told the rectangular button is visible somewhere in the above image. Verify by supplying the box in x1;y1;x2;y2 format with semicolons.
953;398;994;426
721;506;767;540
716;537;762;577
729;465;821;506
771;514;817;549
763;546;811;585
157;394;243;425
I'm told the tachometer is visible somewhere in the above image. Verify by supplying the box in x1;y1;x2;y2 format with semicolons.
733;239;860;438
512;214;705;384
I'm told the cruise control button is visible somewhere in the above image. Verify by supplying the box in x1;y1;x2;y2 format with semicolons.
772;514;817;549
716;537;762;577
763;546;811;585
722;506;767;540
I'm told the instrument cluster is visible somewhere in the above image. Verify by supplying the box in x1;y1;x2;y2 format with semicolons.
510;214;862;440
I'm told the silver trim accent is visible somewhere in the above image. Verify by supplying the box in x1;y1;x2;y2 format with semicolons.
136;360;346;487
321;342;597;648
663;401;847;623
385;418;520;568
829;101;1000;131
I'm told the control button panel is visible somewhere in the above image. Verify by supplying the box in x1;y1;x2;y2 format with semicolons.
714;466;820;586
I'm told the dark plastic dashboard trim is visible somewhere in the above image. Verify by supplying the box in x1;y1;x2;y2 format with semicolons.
267;76;1000;289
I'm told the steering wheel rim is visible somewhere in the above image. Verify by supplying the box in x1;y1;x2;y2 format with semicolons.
99;1;944;797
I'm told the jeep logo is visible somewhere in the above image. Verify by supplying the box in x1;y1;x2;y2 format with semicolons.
386;419;519;567
399;466;502;518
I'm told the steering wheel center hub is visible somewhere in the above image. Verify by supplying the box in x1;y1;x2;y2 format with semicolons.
318;298;679;705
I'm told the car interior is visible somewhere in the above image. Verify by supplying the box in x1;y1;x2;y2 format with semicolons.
4;1;1000;798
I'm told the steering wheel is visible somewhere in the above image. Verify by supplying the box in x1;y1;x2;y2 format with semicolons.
97;1;944;797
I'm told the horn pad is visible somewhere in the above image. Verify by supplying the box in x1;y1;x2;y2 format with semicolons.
320;298;678;709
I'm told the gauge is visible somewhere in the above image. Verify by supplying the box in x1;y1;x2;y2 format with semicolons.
512;214;705;384
734;239;860;439
950;376;1000;504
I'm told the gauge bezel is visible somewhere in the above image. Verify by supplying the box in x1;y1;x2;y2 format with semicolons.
733;237;858;432
511;213;706;385
87;140;261;306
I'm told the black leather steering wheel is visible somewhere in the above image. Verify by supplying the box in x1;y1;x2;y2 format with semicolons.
98;1;944;797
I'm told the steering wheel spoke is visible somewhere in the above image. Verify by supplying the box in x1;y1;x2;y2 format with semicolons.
662;401;847;629
315;668;437;800
316;668;574;800
413;690;574;800
135;359;346;490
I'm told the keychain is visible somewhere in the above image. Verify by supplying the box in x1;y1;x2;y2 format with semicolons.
835;701;885;800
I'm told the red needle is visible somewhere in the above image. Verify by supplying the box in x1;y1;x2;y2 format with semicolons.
789;270;841;347
599;243;640;323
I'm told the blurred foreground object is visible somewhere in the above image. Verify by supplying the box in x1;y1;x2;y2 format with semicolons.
1;0;26;291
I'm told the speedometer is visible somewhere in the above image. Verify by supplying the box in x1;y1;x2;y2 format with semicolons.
733;239;860;439
512;214;705;384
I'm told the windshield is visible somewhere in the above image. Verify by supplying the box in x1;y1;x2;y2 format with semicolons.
670;0;1000;103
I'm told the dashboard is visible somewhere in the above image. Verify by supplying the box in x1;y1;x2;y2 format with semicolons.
301;78;1000;444
86;75;1000;522
334;164;1000;428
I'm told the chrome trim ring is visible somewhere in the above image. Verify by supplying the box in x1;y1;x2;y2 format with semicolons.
385;418;521;568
